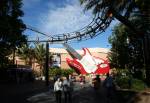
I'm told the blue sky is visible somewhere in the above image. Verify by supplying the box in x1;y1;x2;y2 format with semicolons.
22;0;118;49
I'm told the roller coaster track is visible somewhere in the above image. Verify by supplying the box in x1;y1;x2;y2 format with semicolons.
27;11;113;43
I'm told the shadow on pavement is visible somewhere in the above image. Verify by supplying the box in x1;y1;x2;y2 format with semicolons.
0;80;49;103
1;81;150;103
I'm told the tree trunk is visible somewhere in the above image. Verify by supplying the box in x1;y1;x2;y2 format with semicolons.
12;48;15;65
141;4;150;86
143;35;150;86
111;9;139;35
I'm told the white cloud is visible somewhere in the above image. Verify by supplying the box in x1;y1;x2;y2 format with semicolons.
38;0;93;35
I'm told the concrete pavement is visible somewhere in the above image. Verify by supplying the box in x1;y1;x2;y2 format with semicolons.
1;80;150;103
27;82;109;103
27;82;150;103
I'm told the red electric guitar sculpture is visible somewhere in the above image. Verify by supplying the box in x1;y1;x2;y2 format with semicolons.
63;43;110;74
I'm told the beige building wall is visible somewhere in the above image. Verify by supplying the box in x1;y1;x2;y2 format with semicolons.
14;48;109;71
61;53;72;69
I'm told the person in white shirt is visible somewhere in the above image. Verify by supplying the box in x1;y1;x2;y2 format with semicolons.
54;77;62;103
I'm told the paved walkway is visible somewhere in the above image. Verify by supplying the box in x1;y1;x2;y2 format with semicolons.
27;82;150;103
27;82;112;103
1;80;150;103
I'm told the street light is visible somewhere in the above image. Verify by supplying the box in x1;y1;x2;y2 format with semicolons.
126;37;129;44
126;37;130;70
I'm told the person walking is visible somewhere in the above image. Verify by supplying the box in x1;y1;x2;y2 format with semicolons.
63;76;72;103
93;75;101;90
54;77;63;103
103;73;114;103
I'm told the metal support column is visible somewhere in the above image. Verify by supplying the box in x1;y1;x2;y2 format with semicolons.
45;42;49;86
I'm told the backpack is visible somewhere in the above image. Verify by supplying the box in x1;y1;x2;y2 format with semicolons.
63;84;70;92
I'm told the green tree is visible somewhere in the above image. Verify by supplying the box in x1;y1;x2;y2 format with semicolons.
108;24;129;69
108;23;144;79
0;0;27;68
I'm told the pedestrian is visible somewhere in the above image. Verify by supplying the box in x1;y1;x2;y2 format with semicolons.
92;75;101;90
103;73;114;102
80;75;85;88
63;76;72;103
54;75;59;82
54;77;63;103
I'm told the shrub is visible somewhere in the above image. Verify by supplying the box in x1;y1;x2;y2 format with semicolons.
115;68;146;91
115;76;146;91
116;76;130;88
49;68;74;77
61;69;74;77
131;79;146;91
49;68;61;77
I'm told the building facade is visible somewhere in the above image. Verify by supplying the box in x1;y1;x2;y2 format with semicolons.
14;47;110;74
50;48;110;69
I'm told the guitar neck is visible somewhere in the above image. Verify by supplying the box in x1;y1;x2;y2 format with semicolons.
63;43;82;60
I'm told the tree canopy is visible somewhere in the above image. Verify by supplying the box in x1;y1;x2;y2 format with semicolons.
80;0;149;35
0;0;27;68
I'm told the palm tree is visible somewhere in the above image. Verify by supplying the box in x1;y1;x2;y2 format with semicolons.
17;44;31;65
34;43;46;77
80;0;149;35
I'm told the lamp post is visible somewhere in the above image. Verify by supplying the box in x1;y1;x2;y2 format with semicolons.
126;37;129;44
12;47;16;65
126;37;130;70
140;39;146;68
